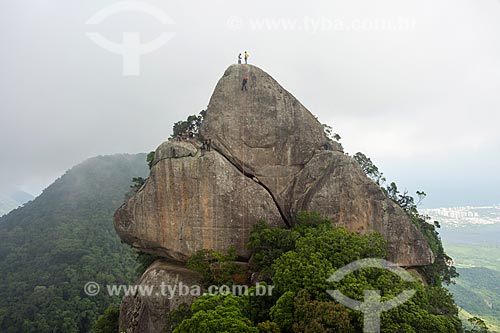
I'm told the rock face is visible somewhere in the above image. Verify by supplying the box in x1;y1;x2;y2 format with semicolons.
200;64;433;266
114;141;284;262
114;64;434;268
283;150;432;265
200;64;338;205
119;260;201;333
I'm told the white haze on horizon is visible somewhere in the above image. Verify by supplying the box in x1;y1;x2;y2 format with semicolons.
1;0;499;207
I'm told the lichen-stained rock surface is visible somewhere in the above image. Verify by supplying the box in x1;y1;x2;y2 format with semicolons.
119;260;202;333
114;141;284;263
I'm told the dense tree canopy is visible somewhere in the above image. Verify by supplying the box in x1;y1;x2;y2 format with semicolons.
0;154;149;332
170;110;206;140
172;212;466;332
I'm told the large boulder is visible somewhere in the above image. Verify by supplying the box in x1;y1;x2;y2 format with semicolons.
114;141;284;263
119;260;201;333
200;64;433;266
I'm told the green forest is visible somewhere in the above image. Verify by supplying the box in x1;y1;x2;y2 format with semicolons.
0;146;492;332
450;267;500;319
439;227;500;331
0;154;148;332
163;212;472;332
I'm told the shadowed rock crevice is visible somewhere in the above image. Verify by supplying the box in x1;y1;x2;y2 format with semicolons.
210;144;291;227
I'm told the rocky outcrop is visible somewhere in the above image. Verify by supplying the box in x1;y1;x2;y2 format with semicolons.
200;65;342;217
119;260;201;333
114;141;284;263
200;64;433;266
114;64;434;268
283;150;433;265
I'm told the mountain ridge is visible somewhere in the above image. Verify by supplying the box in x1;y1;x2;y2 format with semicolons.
0;190;33;217
0;153;148;332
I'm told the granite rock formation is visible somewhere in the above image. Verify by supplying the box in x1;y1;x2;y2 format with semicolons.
119;260;201;333
114;64;434;268
114;64;436;332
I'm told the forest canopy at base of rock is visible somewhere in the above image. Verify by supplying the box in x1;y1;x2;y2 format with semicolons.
162;212;466;333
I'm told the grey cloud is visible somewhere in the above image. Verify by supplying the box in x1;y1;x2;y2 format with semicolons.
1;0;499;206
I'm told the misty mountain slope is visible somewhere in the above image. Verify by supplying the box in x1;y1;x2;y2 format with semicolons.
439;221;500;331
448;267;500;331
0;190;33;217
9;190;33;205
0;154;148;333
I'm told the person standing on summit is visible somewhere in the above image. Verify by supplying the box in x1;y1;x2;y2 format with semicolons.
238;53;242;64
244;51;249;64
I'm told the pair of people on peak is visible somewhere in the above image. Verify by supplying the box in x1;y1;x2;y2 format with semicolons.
238;51;250;64
237;51;250;91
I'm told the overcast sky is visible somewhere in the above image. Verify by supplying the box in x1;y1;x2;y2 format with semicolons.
1;0;499;208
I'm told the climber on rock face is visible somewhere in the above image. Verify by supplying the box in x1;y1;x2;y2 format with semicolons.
201;138;212;151
238;53;242;64
244;51;249;64
241;76;248;91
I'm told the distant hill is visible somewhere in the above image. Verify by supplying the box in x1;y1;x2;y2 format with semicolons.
0;154;148;333
448;267;500;332
438;216;500;332
0;190;34;217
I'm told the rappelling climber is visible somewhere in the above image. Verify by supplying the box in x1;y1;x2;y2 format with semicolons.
241;76;248;91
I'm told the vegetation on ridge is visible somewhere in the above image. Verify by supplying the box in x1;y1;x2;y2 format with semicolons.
0;154;149;333
170;110;206;140
353;152;458;286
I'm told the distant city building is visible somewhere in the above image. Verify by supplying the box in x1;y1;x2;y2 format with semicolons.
421;205;500;227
